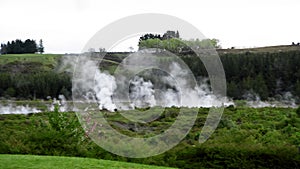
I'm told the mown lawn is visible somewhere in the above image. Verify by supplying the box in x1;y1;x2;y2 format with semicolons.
0;154;175;169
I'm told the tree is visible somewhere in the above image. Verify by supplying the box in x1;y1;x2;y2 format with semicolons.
210;38;221;49
38;39;44;54
295;80;300;102
14;39;22;54
6;42;12;54
0;44;7;54
88;48;95;53
128;46;134;52
0;39;38;54
99;47;106;53
24;39;38;53
175;30;180;38
227;81;240;99
162;30;177;40
253;73;269;100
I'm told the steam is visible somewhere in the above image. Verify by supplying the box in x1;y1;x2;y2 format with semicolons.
49;94;70;112
0;104;41;114
93;70;117;111
63;54;117;112
129;76;156;108
243;91;296;108
60;53;298;112
157;62;233;108
65;52;233;110
0;95;71;115
2;52;298;115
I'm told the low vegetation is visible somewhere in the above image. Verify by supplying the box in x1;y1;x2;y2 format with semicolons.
0;106;299;168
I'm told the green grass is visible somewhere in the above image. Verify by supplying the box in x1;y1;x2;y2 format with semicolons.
0;54;61;64
0;154;174;169
0;54;62;72
0;54;61;65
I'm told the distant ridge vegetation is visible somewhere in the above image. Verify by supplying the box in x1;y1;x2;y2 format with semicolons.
217;44;300;54
0;45;299;102
0;39;44;54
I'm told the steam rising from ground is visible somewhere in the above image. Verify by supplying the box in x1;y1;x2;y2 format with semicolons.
0;104;41;114
129;76;156;108
243;91;297;108
68;52;233;111
0;95;70;114
64;52;298;110
49;94;70;112
1;52;298;115
158;62;232;108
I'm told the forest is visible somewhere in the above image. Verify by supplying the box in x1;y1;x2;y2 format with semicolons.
0;39;44;54
0;47;299;103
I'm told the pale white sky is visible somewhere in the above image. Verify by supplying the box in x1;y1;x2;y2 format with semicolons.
0;0;299;53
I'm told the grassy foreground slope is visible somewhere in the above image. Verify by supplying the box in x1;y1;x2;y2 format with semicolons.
0;154;174;169
0;107;299;168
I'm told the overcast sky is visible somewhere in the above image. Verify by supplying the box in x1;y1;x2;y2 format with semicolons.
1;0;299;53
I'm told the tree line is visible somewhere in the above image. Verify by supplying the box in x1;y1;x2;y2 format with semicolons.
0;72;71;99
181;50;300;101
0;33;300;102
1;50;300;102
138;31;300;102
138;30;221;53
0;39;44;54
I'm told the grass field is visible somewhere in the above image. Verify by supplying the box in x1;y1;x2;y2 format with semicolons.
0;154;174;169
0;53;121;73
0;54;62;72
0;54;61;65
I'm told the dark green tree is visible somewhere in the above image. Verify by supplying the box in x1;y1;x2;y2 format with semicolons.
38;39;44;54
0;39;38;54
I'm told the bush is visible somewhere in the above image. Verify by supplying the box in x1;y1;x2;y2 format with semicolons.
296;106;300;117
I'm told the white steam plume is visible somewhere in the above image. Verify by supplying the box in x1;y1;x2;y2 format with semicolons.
129;76;156;108
63;53;233;111
0;104;41;114
63;54;117;112
157;62;233;108
243;91;297;108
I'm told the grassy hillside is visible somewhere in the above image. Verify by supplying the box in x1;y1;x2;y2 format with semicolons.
0;54;62;72
0;54;61;65
0;154;174;169
0;45;298;72
0;53;122;73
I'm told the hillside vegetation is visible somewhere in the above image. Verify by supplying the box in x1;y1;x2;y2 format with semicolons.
0;54;61;72
0;107;299;168
0;45;300;102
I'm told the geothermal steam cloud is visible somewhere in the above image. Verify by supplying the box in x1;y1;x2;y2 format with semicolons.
69;51;232;112
0;104;41;114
